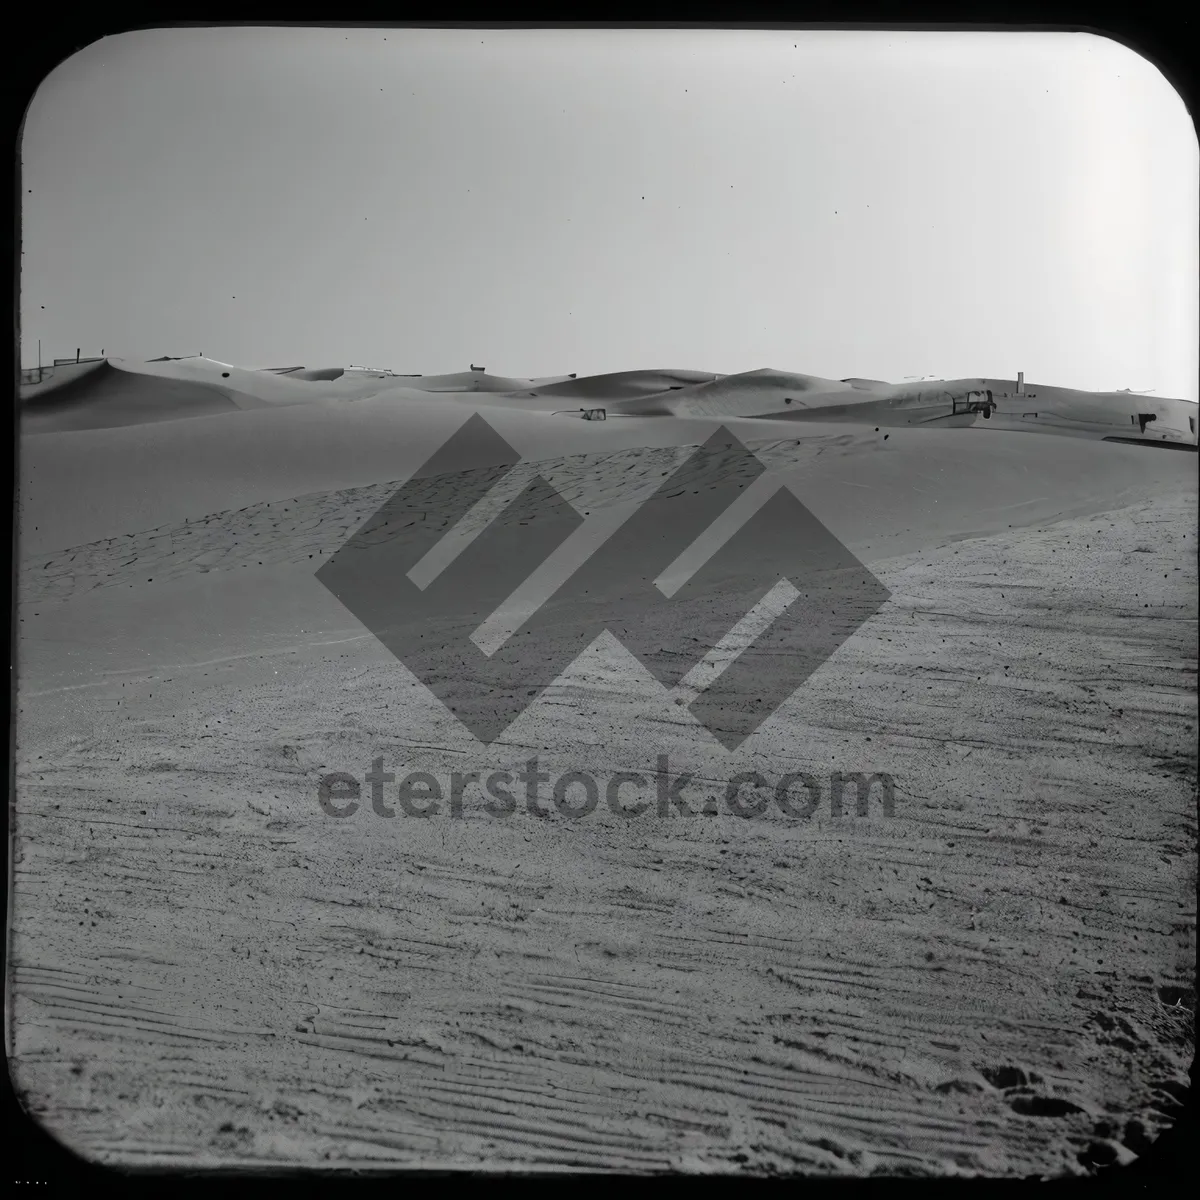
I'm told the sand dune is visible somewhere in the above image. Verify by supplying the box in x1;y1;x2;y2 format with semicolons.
21;356;1197;451
12;403;1196;1171
617;371;1198;445
12;348;1197;1173
20;423;1198;623
979;380;1197;446
529;368;721;401
18;361;595;435
617;368;870;417
840;378;893;391
764;377;1198;446
19;395;777;552
390;370;578;393
272;366;347;381
23;385;1197;560
19;358;252;432
17;353;1198;555
18;356;391;434
18;357;110;398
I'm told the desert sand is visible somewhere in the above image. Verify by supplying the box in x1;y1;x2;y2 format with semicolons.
11;356;1196;1174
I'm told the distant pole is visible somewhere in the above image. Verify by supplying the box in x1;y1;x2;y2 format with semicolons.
76;347;80;363
1017;371;1024;395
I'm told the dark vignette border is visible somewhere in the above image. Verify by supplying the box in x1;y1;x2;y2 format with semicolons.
4;4;1194;1188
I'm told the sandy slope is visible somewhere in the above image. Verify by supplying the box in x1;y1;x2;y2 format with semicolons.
19;397;796;553
11;474;1195;1173
18;354;1195;556
10;356;1197;1173
19;426;1198;600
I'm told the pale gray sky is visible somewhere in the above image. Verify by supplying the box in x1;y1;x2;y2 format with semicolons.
19;27;1199;399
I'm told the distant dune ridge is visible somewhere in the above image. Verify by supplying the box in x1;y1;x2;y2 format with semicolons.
620;369;875;418
18;354;1198;444
529;368;721;401
17;353;1198;558
269;366;347;382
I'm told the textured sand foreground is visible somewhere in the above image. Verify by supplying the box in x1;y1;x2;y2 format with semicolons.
11;459;1195;1174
